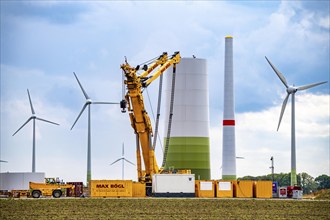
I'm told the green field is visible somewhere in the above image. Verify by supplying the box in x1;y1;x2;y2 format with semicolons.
1;198;329;219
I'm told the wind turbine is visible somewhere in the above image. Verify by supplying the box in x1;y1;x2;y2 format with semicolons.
71;72;118;186
265;56;327;186
12;89;59;172
110;142;135;180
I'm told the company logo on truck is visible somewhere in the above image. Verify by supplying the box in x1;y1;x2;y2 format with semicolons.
96;184;124;188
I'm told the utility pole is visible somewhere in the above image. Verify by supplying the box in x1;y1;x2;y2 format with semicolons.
270;156;274;182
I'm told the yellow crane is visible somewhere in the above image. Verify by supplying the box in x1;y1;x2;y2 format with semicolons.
120;52;180;187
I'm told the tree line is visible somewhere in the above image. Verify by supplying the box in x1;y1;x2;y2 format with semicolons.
238;173;330;194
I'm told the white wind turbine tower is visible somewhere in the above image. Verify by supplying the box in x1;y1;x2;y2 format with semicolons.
265;57;327;186
71;72;118;186
12;89;59;172
110;142;135;180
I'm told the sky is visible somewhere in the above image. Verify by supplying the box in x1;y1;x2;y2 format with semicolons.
1;1;329;185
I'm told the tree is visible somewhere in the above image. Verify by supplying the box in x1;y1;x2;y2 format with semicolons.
315;175;330;190
238;172;320;194
273;173;290;187
298;172;318;194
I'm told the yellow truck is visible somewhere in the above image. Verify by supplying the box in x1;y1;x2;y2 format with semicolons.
30;178;75;198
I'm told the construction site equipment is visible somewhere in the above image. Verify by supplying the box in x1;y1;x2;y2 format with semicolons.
279;187;287;198
90;180;133;198
272;181;279;198
120;52;181;195
132;182;146;197
10;190;30;198
233;180;254;198
253;181;272;198
29;177;74;198
0;172;45;192
152;174;195;197
287;185;303;199
195;180;215;198
292;188;303;199
215;180;234;198
66;182;84;197
0;172;45;198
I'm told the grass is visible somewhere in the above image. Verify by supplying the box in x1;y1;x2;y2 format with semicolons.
1;198;330;219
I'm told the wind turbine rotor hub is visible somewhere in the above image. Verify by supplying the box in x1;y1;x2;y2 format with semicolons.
86;99;92;104
287;86;298;94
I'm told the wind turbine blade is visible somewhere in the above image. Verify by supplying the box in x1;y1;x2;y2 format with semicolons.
71;103;88;130
265;56;288;88
122;142;124;156
12;117;33;136
0;160;8;163
297;81;327;91
277;93;290;131
27;89;35;114
124;158;135;166
110;158;122;165
92;102;119;105
73;72;90;100
36;117;59;126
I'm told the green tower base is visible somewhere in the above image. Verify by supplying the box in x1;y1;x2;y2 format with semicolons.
164;137;210;180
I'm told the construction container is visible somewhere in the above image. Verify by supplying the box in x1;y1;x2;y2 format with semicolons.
66;182;84;197
0;172;45;191
292;189;303;199
152;174;195;197
233;180;253;198
278;187;287;198
215;180;233;198
195;180;215;198
253;181;272;198
272;181;278;198
132;182;145;197
287;186;302;198
90;180;132;198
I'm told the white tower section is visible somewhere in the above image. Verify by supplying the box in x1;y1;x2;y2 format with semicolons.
222;36;236;180
163;58;211;180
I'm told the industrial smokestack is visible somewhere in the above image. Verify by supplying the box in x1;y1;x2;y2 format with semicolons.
222;36;236;180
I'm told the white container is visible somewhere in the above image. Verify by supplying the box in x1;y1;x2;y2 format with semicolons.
278;187;287;198
152;174;195;197
292;190;303;199
0;172;45;191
